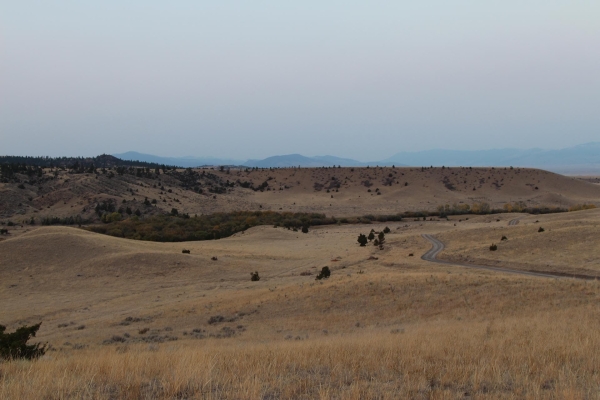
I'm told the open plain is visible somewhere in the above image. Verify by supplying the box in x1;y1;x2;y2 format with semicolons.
2;172;600;398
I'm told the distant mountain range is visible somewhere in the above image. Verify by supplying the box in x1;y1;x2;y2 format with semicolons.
114;142;600;174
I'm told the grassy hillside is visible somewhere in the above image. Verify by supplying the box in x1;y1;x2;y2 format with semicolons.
2;165;599;225
2;210;600;397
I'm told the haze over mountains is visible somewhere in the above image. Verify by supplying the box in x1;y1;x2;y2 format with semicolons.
115;142;600;174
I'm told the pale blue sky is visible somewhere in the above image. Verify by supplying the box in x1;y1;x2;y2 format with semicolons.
1;1;599;160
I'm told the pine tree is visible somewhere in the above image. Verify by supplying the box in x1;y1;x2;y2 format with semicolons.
357;234;368;246
0;323;46;360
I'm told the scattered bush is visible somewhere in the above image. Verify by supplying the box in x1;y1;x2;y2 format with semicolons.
301;226;309;233
538;227;545;233
182;249;190;254
208;316;225;325
490;244;498;251
250;271;260;281
316;266;331;280
102;335;126;344
501;236;508;241
0;323;46;360
383;226;390;233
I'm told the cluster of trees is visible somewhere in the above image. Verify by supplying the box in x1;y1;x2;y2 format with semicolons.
89;211;338;242
0;155;173;170
357;227;389;248
41;215;86;226
433;202;568;217
0;163;44;182
0;155;178;183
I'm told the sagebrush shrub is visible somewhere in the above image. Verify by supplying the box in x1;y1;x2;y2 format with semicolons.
316;267;331;280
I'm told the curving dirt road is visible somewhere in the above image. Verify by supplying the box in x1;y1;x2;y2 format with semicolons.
420;234;588;279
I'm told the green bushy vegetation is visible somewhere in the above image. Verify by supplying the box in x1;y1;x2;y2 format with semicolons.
0;323;46;360
41;215;87;226
88;211;339;242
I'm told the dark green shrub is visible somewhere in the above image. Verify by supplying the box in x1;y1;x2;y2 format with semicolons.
368;231;375;241
383;226;390;234
315;266;331;280
490;244;498;251
250;271;260;281
357;234;368;246
182;249;190;254
538;227;545;232
301;226;309;233
0;323;46;360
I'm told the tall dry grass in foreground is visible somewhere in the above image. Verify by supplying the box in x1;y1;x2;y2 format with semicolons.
2;310;599;399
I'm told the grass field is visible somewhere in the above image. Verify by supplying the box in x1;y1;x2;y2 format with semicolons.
2;205;600;398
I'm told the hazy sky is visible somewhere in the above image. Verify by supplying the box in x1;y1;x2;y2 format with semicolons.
2;1;599;161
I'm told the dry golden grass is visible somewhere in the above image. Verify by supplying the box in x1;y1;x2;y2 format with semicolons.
439;209;600;276
2;209;600;398
3;310;600;399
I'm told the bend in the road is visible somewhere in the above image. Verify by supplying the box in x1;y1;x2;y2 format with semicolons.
421;234;594;280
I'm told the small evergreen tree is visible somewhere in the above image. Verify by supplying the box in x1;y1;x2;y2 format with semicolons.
368;231;375;241
357;234;368;246
0;323;46;360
